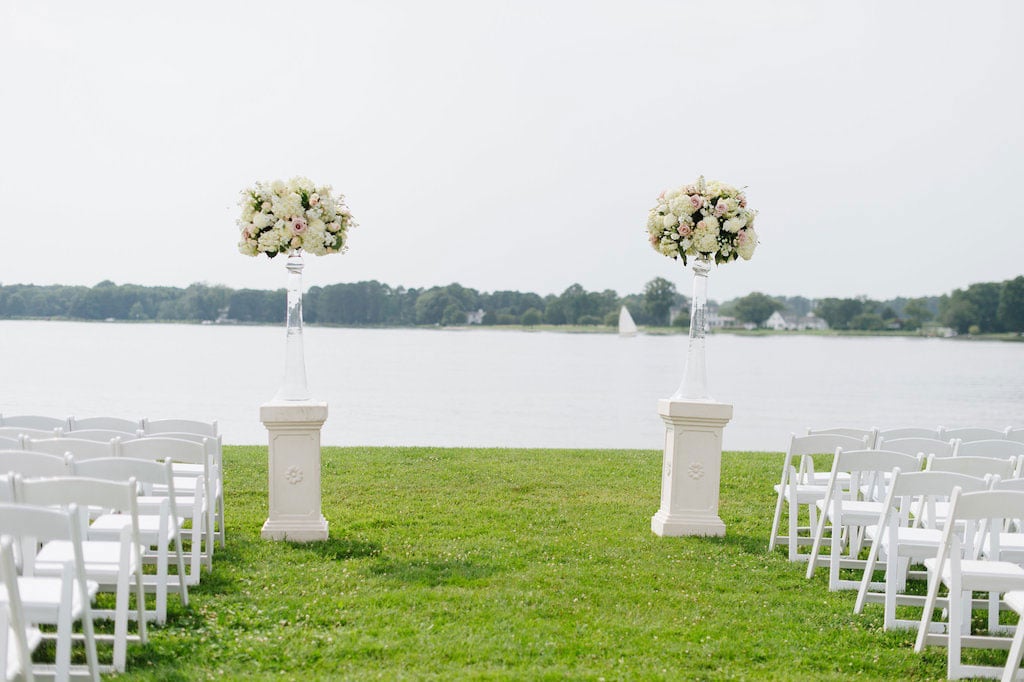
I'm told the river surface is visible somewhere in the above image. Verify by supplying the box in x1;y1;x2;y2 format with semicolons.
1;321;1020;451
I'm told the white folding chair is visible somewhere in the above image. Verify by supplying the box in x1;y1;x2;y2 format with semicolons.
942;427;1012;443
877;436;958;459
0;415;69;432
915;488;1024;680
141;431;224;548
0;536;41;682
15;477;147;673
142;420;220;547
118;437;213;571
0;503;100;682
958;440;1024;460
67;417;143;433
768;433;867;561
0;451;70;479
24;437;118;461
853;469;991;631
878;427;945;442
919;456;1019;531
805;448;923;590
73;456;192;619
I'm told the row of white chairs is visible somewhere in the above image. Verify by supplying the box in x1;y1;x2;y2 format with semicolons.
2;436;216;576
770;429;1024;563
0;414;218;438
772;426;1024;679
798;425;1024;449
1;455;197;679
0;415;225;554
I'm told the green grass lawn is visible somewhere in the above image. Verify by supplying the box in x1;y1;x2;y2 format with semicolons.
105;446;1007;680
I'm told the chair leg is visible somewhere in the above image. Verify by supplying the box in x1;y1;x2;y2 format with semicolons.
854;533;882;614
113;568;130;672
787;493;802;562
948;580;964;680
829;515;843;591
806;503;828;580
1003;616;1024;682
768;465;788;553
916;562;943;652
768;488;784;553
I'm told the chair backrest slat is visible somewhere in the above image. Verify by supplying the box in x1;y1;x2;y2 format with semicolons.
143;418;218;437
877;436;957;459
956;439;1024;459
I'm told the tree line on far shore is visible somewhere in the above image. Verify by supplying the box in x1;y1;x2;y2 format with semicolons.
0;275;1022;334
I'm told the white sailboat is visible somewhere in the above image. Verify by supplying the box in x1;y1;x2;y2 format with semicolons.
618;306;638;337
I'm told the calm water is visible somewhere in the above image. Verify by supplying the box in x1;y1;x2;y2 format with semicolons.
1;321;1021;451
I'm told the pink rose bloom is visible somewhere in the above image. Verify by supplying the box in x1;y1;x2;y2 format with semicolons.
738;194;747;208
658;190;666;200
689;195;703;209
292;217;307;233
678;225;692;237
714;201;727;217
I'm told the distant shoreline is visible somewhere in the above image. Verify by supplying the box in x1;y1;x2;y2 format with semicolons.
3;317;1022;342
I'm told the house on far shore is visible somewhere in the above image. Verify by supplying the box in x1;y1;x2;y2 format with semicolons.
765;311;829;331
708;311;738;329
465;309;485;325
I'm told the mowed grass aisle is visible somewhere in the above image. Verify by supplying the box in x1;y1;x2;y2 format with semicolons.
116;446;975;680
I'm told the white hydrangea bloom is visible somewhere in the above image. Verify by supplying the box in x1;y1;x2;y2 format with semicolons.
736;228;758;260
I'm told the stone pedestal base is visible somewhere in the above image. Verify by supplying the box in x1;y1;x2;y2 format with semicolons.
651;398;733;537
260;400;329;542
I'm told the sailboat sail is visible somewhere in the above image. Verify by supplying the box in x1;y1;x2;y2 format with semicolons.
618;306;638;337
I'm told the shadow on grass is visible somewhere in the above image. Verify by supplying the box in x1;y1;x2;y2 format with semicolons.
368;557;499;587
290;536;383;561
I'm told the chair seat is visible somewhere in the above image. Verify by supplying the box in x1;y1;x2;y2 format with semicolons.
870;526;943;556
774;482;828;503
8;575;99;620
818;499;885;524
926;557;1024;593
983;532;1024;562
35;540;139;580
90;513;181;544
1007;590;1024;613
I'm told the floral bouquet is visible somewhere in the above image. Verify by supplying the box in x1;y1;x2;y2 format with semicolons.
237;177;354;257
647;176;757;265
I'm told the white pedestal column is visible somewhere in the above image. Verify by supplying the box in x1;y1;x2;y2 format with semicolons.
651;398;733;537
260;400;329;542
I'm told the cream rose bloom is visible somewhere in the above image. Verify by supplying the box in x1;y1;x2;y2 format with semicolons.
661;213;678;229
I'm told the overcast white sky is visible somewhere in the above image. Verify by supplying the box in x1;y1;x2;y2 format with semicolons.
2;1;1022;302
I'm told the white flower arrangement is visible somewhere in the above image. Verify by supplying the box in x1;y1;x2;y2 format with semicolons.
647;176;758;265
237;177;355;258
